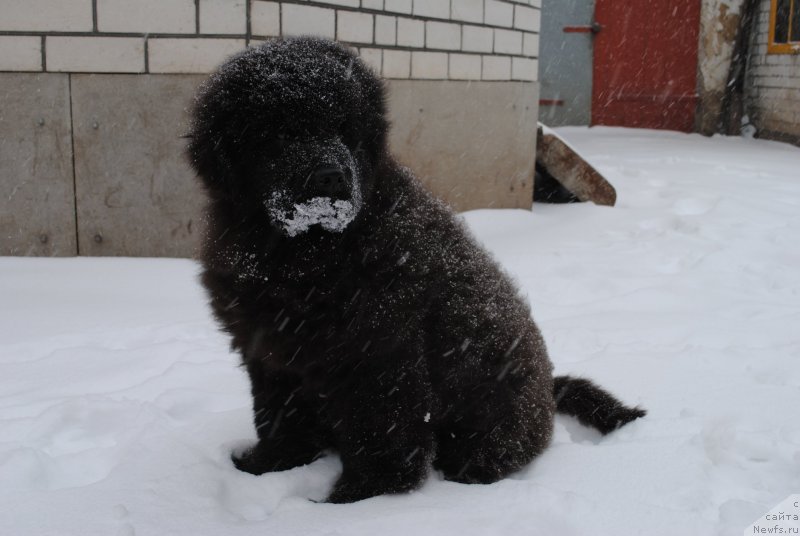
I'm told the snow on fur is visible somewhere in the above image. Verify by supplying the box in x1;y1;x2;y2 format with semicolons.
266;194;359;236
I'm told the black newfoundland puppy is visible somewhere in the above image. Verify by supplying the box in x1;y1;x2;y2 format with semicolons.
187;37;644;503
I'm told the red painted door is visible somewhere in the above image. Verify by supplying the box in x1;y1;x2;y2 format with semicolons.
592;0;701;132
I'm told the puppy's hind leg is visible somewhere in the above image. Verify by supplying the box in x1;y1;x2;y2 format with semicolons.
434;399;554;484
233;364;329;475
325;359;436;503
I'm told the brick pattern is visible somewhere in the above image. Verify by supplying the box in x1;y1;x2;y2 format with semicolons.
0;0;540;81
0;36;42;71
745;0;800;139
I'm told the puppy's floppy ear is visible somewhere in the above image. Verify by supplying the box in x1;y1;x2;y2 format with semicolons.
360;73;389;150
343;51;390;157
185;80;243;196
185;123;234;193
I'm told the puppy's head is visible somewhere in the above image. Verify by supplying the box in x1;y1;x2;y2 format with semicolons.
187;37;388;237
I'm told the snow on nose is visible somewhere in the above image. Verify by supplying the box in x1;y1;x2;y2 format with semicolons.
265;188;361;237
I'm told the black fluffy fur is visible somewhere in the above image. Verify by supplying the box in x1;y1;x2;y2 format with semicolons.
553;376;647;435
186;37;645;503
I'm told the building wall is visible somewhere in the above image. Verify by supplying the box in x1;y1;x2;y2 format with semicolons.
745;0;800;144
0;0;541;257
696;0;746;134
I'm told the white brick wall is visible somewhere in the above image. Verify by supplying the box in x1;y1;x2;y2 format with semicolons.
0;0;540;81
0;36;41;71
149;38;245;73
514;5;540;32
412;0;450;20
512;56;537;81
383;49;410;78
362;0;385;10
375;15;397;46
358;47;383;73
316;0;359;7
384;0;412;14
462;25;494;53
397;17;424;47
523;32;539;57
338;11;374;44
250;1;280;37
282;5;335;39
426;22;461;51
494;29;522;55
0;0;92;32
451;0;484;24
449;53;482;79
482;55;511;80
47;36;145;73
485;0;514;28
412;51;448;79
97;0;196;34
200;0;246;34
745;0;800;139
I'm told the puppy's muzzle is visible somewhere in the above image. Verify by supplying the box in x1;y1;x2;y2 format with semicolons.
308;165;348;199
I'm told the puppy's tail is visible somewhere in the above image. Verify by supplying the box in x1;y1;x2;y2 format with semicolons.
553;375;646;435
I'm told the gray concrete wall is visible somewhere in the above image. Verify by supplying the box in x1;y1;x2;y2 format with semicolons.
0;74;77;256
388;80;537;211
70;74;206;257
1;73;538;257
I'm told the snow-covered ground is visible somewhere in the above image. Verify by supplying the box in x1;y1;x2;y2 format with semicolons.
2;127;799;535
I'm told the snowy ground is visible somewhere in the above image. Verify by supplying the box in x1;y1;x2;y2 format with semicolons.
2;127;799;535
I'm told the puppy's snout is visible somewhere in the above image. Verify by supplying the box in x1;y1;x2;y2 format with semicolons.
309;166;348;198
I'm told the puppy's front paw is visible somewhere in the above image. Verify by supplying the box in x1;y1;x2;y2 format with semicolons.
231;447;271;475
326;466;425;503
326;477;377;504
231;441;321;475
